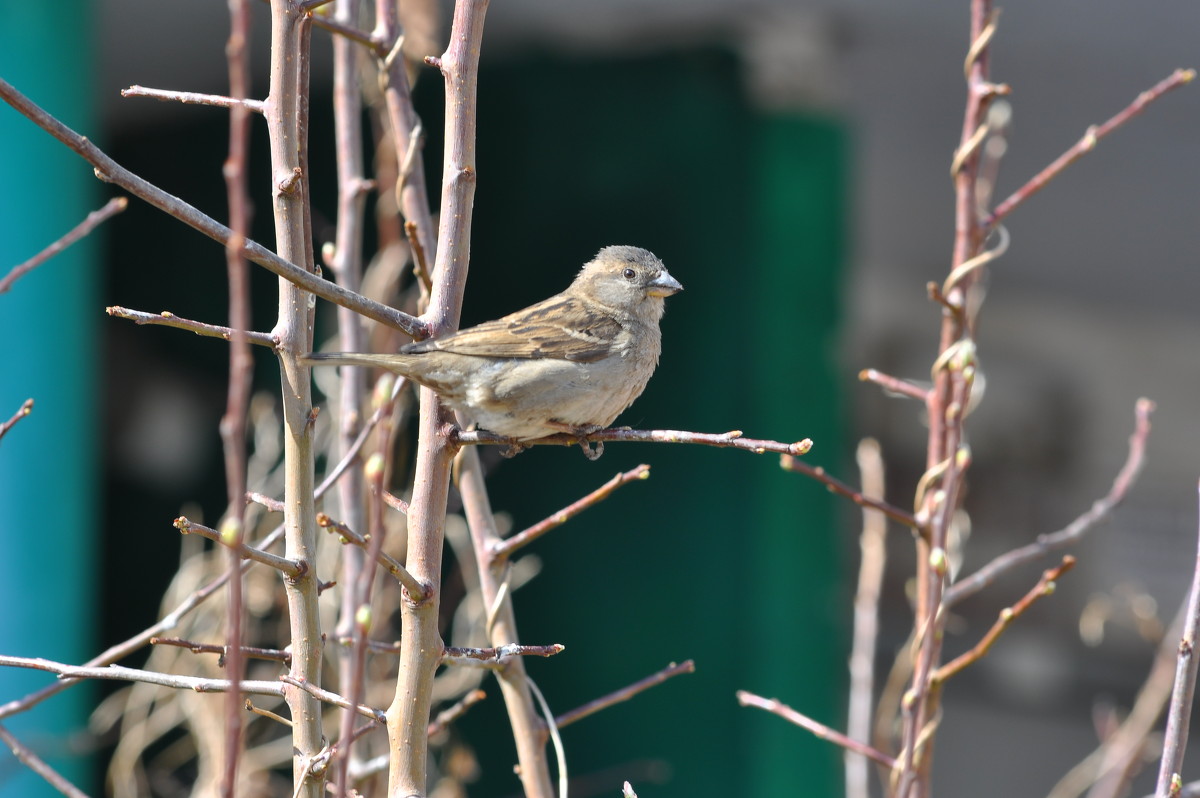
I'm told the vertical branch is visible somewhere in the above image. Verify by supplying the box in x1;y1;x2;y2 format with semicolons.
218;0;254;793
898;3;997;796
327;0;371;774
264;2;323;795
457;453;556;797
846;439;887;798
385;1;490;795
1155;483;1200;798
374;0;437;300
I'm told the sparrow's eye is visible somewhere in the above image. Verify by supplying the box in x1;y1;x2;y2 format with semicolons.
622;268;637;281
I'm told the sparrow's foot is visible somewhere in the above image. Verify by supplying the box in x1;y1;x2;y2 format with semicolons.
578;439;604;460
500;441;529;458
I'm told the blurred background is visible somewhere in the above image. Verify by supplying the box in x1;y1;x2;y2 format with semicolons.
1;1;1198;796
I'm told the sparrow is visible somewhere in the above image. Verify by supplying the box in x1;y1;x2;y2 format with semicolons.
304;245;682;444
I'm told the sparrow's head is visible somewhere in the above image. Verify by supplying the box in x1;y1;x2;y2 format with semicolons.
574;245;683;321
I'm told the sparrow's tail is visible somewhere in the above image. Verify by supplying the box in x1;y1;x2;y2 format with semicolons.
301;351;391;369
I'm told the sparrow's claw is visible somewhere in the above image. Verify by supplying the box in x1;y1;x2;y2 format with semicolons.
579;439;605;460
500;442;529;458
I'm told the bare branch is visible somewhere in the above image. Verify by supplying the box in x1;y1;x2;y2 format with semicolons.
556;660;695;730
174;516;304;577
492;465;650;561
1155;484;1200;797
150;636;291;664
0;722;89;798
987;69;1195;227
427;689;487;737
0;76;428;338
457;427;813;458
0;399;33;443
0;655;284;696
279;676;386;723
121;85;265;114
316;512;428;600
737;690;897;770
441;644;565;669
106;306;277;347
934;556;1076;683
781;453;921;531
859;369;930;402
946;398;1154;607
0;196;127;294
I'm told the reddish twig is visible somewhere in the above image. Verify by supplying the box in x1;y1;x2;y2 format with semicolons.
0;722;89;798
935;556;1076;683
780;454;921;532
492;465;650;561
1155;484;1200;798
121;85;265;113
174;516;303;577
150;637;292;664
106;306;277;346
0;399;33;443
859;369;930;402
556;660;695;730
428;689;487;737
737;690;897;770
946;398;1154;607
0;196;127;294
987;69;1195;227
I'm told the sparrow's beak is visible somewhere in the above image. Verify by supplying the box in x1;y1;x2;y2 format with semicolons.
647;270;683;297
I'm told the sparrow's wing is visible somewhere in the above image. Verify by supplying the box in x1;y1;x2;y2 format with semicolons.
406;294;620;363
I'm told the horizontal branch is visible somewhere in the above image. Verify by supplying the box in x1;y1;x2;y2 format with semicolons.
736;690;896;770
121;85;265;114
0;399;33;443
150;636;291;664
780;454;921;531
0;654;282;695
0;196;128;294
859;369;930;401
441;644;565;669
987;68;1195;227
456;428;812;457
107;306;277;347
935;556;1076;683
945;398;1153;607
492;465;650;561
0;76;428;339
174;516;304;577
555;660;695;730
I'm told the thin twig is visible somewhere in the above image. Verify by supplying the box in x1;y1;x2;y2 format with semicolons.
174;516;303;577
0;722;90;798
0;196;127;294
150;637;291;664
316;512;427;600
427;690;487;737
492;465;651;561
106;306;277;347
1155;484;1200;798
0;76;427;338
987;69;1195;227
859;369;930;402
121;85;265;114
737;690;897;770
556;661;695;730
781;454;921;531
0;399;34;443
279;675;385;723
934;556;1076;682
457;427;813;457
946;398;1154;607
0;655;284;695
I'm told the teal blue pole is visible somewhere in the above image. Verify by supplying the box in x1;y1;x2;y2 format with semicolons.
0;4;99;795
